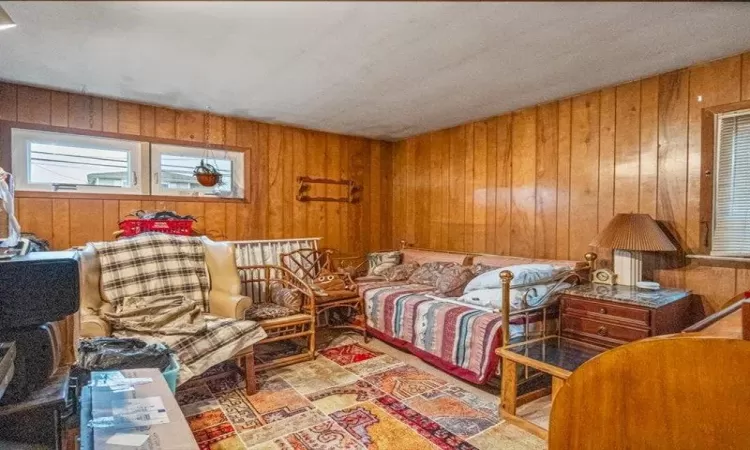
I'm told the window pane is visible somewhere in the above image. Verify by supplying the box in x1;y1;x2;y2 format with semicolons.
158;154;233;195
29;142;131;187
713;110;750;256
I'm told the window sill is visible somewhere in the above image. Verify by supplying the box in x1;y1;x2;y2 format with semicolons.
686;254;750;264
15;190;248;204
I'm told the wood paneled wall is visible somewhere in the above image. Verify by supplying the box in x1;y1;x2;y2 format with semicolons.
0;83;393;254
390;52;750;313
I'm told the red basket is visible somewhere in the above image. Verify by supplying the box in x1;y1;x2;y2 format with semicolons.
119;219;194;237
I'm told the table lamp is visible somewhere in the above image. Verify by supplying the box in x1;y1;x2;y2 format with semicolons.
589;213;676;286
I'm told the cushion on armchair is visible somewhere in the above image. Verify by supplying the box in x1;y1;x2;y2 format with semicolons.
269;282;303;312
245;303;297;321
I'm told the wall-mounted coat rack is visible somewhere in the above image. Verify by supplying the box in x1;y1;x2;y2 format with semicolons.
296;177;361;203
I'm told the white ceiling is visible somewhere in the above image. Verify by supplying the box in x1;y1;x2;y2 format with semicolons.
2;2;750;140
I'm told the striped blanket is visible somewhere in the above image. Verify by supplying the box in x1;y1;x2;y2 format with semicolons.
361;282;518;384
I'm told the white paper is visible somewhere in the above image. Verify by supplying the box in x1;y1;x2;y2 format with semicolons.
106;432;150;447
93;372;153;392
112;396;170;426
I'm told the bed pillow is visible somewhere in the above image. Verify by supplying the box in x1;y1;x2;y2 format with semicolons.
381;262;420;282
463;264;566;294
457;282;571;311
408;261;457;287
367;251;402;276
435;265;475;297
471;263;496;276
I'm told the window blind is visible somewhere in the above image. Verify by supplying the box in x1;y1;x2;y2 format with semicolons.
712;109;750;256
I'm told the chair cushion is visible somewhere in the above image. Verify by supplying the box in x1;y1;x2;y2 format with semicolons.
269;282;302;312
245;303;296;321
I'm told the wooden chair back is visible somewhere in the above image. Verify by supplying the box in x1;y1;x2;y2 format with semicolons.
549;335;750;450
279;248;332;283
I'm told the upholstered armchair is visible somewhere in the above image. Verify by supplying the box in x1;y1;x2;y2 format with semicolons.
79;237;252;337
77;236;261;393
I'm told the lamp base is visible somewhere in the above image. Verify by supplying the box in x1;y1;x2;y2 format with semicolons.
613;249;642;286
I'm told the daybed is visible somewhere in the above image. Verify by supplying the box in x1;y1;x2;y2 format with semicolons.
356;246;590;385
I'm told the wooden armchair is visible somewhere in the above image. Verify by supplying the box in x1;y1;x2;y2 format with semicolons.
279;248;367;341
237;265;316;385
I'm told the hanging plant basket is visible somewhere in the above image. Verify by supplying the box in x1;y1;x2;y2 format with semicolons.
193;159;222;187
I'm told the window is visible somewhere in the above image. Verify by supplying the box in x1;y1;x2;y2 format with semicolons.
11;128;149;194
712;109;750;256
151;144;244;198
10;128;245;200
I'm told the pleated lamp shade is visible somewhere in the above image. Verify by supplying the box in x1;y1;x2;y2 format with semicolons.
0;6;16;31
590;213;676;252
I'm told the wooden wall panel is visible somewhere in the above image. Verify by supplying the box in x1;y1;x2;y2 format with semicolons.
389;52;750;314
639;76;659;217
555;101;572;260
447;127;466;251
510;108;537;258
471;122;487;253
2;83;391;257
569;93;600;260
614;83;640;215
535;103;558;259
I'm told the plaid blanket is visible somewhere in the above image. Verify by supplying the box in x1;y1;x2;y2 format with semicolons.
115;315;265;383
92;233;210;311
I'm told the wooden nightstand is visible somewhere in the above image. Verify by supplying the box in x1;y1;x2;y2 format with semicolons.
559;284;694;348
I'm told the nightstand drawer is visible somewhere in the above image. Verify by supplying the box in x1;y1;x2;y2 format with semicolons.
562;314;651;347
562;295;650;327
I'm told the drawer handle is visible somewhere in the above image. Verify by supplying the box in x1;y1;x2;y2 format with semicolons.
599;307;607;314
597;326;608;336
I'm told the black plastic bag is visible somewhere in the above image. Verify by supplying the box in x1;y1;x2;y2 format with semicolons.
78;337;173;372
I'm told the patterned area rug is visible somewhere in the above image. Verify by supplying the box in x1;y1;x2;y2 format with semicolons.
176;342;545;449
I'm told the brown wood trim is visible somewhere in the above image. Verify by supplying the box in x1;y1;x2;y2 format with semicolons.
0;119;253;152
14;190;247;204
684;299;746;332
1;120;251;204
501;411;548;439
702;99;750;116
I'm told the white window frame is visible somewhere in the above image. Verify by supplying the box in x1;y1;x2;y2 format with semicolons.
11;128;149;195
711;108;750;257
150;143;245;199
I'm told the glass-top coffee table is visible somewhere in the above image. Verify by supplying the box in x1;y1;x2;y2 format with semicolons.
496;336;606;438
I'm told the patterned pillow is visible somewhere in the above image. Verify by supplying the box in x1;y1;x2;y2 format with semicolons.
313;269;350;292
408;261;457;287
471;263;495;276
381;262;420;282
435;265;476;297
367;251;402;276
245;303;296;321
269;282;302;312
